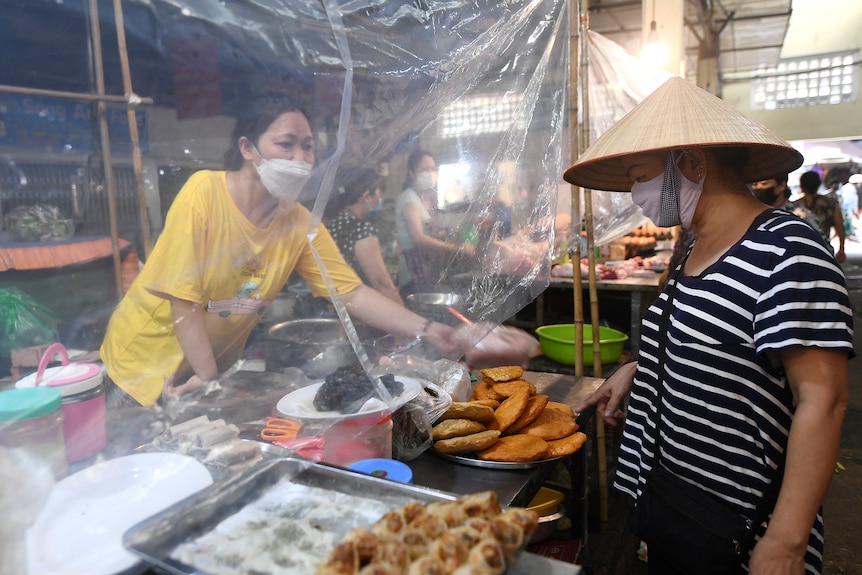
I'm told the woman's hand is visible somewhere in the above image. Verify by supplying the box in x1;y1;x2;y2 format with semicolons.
162;374;210;400
574;361;637;427
423;321;459;356
747;533;805;575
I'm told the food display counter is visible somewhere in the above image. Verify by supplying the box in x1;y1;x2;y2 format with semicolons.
16;369;598;575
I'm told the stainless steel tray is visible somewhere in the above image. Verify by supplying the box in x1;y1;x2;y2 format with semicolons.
123;456;456;574
431;449;565;470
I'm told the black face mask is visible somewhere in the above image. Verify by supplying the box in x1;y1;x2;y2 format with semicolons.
753;186;778;205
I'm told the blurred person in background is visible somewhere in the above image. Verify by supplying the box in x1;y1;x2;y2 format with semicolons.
100;97;456;408
324;167;402;305
395;149;475;298
798;170;846;262
751;174;825;239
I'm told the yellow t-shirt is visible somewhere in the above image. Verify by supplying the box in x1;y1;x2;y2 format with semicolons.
100;170;362;406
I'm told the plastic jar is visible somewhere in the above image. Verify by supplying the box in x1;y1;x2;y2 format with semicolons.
16;343;106;462
322;410;393;467
0;387;68;478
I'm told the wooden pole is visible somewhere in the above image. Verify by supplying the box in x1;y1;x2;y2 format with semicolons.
0;84;152;105
88;0;124;300
112;0;153;258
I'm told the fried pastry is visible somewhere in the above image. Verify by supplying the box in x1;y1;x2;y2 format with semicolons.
469;399;501;409
519;407;578;441
505;394;549;434
491;380;536;397
475;434;549;462
544;401;575;419
546;431;588;458
466;537;506;574
316;540;360;575
457;491;502;519
498;507;539;540
471;379;505;402
479;365;524;382
432;418;487;440
439;402;496;423
433;430;501;455
407;555;447;575
493;387;531;432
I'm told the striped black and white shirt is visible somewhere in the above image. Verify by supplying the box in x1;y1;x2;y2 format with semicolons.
616;209;854;574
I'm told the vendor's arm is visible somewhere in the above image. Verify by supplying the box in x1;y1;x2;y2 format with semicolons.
402;200;475;256
168;295;218;384
341;284;457;355
749;347;848;574
353;235;403;305
574;360;637;426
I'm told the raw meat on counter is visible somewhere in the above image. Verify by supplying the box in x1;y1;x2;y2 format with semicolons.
551;254;671;280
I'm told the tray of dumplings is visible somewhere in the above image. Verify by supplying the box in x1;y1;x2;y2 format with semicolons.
123;456;539;575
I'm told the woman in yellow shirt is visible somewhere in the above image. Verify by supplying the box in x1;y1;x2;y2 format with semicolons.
100;97;455;407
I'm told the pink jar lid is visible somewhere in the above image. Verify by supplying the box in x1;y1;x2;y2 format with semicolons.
15;343;104;396
17;363;103;396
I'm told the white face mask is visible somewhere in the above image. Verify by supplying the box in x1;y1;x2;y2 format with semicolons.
414;171;437;191
630;153;705;228
252;145;312;202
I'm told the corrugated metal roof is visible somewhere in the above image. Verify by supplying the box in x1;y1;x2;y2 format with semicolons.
585;0;794;83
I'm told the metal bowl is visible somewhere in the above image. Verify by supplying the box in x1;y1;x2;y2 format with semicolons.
405;293;463;325
529;504;565;543
265;318;360;377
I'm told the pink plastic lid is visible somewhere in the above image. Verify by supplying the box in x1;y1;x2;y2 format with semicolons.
15;343;104;396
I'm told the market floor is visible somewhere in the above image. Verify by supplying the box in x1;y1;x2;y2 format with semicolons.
575;237;862;575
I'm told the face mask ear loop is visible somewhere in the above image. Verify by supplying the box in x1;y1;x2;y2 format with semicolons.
659;151;681;227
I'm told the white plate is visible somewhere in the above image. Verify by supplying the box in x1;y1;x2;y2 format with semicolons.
276;376;424;420
27;453;213;575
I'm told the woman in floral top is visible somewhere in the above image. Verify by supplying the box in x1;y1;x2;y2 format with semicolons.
797;170;846;262
325;167;403;304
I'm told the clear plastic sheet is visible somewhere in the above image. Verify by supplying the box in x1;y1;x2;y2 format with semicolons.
581;31;673;245
0;2;666;467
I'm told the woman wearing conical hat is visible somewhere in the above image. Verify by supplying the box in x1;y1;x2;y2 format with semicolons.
571;77;852;575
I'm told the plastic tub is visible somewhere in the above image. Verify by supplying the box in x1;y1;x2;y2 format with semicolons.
535;324;628;366
527;486;565;516
16;343;106;462
321;410;393;467
0;387;67;478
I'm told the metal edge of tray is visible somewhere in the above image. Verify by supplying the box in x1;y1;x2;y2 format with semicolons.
430;449;565;470
123;456;458;575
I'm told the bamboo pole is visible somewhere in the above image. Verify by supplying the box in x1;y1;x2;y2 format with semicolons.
88;0;124;300
0;84;152;106
575;0;610;532
113;0;153;258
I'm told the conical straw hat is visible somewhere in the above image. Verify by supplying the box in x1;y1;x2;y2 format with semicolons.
563;77;803;192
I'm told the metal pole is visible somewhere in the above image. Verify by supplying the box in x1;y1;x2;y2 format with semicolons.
113;0;153;258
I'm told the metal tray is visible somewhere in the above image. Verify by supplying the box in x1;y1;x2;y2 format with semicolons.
123;456;456;574
431;449;565;470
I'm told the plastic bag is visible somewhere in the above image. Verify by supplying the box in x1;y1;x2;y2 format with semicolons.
0;288;60;364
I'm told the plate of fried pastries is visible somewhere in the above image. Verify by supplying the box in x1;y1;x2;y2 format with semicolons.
429;365;588;469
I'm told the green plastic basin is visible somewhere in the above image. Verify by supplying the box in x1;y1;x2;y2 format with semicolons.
535;324;628;366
